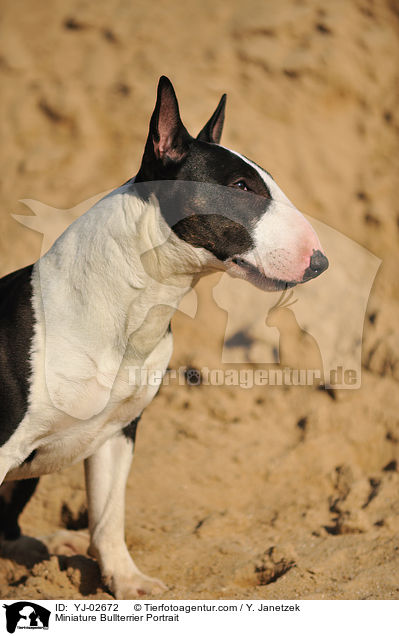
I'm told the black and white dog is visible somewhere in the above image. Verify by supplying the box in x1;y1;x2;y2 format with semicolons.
0;77;328;597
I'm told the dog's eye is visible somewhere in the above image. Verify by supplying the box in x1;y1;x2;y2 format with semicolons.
233;180;249;191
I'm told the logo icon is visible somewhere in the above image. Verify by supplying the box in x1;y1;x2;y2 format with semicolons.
3;602;50;633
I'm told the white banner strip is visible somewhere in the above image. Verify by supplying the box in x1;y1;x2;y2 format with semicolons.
1;599;398;635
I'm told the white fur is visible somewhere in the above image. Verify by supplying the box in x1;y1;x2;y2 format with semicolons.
2;183;210;481
221;148;322;281
0;183;216;596
85;433;165;597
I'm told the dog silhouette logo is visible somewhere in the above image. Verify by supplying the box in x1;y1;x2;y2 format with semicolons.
3;602;50;633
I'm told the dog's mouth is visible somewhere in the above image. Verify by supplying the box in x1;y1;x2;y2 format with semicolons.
225;256;298;291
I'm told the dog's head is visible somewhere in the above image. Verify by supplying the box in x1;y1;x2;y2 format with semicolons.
135;76;328;291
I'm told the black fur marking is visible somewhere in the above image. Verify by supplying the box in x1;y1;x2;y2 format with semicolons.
134;77;272;261
0;264;35;447
122;415;141;445
172;213;253;260
23;449;37;464
0;478;39;540
134;146;272;261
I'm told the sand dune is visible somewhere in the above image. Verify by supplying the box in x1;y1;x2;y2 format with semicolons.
0;0;398;599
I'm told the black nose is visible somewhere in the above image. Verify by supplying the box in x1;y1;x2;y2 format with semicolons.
303;250;329;281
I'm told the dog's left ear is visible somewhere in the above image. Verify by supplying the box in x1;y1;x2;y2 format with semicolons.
197;94;227;144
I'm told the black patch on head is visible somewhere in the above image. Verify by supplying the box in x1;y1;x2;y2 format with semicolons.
134;76;273;261
172;214;253;260
135;144;272;260
122;415;141;446
172;142;271;198
0;478;39;540
0;265;35;447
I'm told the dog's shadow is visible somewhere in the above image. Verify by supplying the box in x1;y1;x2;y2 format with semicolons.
0;535;103;596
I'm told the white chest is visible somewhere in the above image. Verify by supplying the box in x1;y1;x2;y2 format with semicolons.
5;330;173;481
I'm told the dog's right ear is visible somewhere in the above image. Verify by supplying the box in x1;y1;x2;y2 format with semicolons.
197;94;226;144
147;76;191;163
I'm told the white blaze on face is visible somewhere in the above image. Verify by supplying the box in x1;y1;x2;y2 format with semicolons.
250;200;323;281
227;150;325;283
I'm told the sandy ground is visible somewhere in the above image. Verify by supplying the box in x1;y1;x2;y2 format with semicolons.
1;0;399;599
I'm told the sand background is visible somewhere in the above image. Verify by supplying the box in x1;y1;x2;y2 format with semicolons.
0;0;399;599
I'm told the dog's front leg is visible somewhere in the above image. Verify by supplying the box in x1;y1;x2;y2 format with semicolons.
84;431;166;598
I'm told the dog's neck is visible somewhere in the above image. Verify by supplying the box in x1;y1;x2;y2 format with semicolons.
38;183;209;360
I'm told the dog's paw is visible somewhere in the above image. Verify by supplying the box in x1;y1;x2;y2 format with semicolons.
39;529;90;557
0;535;49;568
111;573;167;599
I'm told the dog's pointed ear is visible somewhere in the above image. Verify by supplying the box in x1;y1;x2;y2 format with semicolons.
197;94;226;144
148;76;191;162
